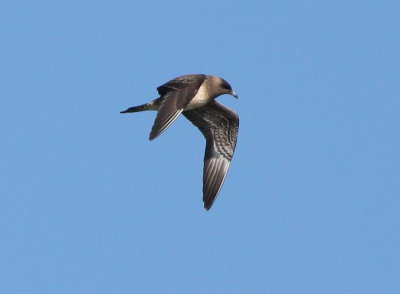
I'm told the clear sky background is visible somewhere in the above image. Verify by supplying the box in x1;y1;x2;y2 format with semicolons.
1;1;399;293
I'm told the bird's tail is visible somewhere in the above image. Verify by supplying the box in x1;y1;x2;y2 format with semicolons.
120;98;161;114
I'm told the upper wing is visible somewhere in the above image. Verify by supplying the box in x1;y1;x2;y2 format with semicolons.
183;101;239;210
156;74;206;96
149;75;206;140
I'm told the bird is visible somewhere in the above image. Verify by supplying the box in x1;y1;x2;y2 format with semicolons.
120;74;239;210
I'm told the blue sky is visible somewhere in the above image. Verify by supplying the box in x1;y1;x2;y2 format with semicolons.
1;1;399;293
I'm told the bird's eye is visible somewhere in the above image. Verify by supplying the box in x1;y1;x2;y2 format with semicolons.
223;82;232;90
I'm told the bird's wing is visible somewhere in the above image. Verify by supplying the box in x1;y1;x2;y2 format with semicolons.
156;74;206;95
149;75;206;140
183;101;239;210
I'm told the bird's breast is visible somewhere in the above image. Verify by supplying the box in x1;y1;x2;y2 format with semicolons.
185;84;212;110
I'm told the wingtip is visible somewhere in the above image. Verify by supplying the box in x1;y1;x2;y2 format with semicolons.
203;202;212;211
148;132;157;141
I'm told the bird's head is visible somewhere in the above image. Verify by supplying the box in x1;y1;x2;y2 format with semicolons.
218;78;238;99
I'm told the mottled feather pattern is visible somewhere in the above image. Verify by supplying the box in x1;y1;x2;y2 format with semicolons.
186;102;239;161
183;101;239;209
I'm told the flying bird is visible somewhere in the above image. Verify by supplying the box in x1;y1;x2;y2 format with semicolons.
121;74;239;210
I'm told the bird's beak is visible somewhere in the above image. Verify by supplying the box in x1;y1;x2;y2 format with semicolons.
231;90;239;99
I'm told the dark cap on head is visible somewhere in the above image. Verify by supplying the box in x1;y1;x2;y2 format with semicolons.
207;76;238;99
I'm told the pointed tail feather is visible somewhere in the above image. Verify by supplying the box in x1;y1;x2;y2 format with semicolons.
120;98;161;114
120;104;151;113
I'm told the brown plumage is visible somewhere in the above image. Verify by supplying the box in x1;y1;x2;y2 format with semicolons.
121;74;239;210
